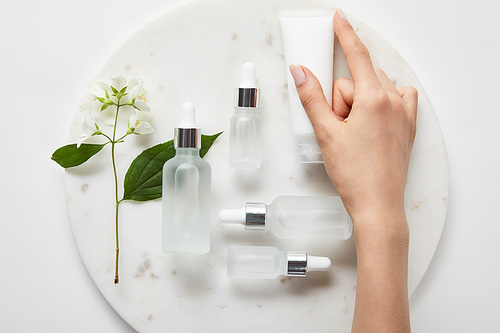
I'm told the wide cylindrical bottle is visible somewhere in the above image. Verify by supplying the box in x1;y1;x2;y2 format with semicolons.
219;196;352;239
162;102;211;255
227;246;331;279
229;62;262;168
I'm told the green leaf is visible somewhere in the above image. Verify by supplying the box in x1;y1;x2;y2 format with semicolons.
121;140;174;202
111;86;118;94
51;143;107;168
200;132;223;158
121;132;222;202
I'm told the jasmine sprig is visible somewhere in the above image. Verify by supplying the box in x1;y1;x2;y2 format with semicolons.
51;76;221;284
54;75;154;284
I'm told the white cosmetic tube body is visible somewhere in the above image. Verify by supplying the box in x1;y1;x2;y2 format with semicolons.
279;11;335;163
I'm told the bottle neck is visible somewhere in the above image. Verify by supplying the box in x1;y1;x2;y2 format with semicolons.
175;147;200;156
235;106;259;113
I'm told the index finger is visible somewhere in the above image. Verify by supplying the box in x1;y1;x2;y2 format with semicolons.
334;10;379;87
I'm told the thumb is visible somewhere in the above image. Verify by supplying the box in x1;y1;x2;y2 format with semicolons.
289;64;338;133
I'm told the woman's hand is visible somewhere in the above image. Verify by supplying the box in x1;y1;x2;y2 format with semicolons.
289;10;417;332
289;11;417;233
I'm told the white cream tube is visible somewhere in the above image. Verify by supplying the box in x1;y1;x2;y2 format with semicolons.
279;11;335;163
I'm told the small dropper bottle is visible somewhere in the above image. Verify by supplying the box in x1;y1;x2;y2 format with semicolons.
219;196;353;240
229;62;262;168
227;246;331;279
162;102;211;255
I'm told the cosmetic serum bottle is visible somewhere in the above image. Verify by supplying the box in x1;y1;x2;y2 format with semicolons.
227;246;331;279
219;196;353;240
162;102;211;255
229;62;262;168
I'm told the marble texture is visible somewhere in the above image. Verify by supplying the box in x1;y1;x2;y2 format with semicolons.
65;0;449;331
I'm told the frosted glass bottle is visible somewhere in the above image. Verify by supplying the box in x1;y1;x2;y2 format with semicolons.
229;62;262;168
162;102;211;255
227;246;331;279
219;196;353;240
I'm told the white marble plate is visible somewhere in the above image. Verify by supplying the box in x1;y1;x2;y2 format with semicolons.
65;0;449;331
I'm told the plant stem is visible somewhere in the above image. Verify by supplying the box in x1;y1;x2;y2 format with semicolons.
116;132;130;143
114;199;119;284
101;133;113;142
112;102;122;285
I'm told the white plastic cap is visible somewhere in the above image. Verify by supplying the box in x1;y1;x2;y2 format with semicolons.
179;102;196;128
219;208;246;225
307;255;331;272
239;62;257;88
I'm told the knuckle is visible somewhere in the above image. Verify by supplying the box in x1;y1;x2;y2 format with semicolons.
372;90;390;109
334;77;350;86
333;77;352;95
388;92;403;106
314;124;333;146
400;85;418;98
407;86;418;98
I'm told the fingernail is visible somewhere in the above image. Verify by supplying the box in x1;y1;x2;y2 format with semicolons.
336;8;347;20
289;64;306;87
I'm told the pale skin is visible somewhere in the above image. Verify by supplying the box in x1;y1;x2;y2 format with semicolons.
289;10;417;333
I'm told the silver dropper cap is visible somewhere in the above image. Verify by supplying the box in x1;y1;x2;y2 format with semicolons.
245;202;266;230
285;251;308;277
285;252;332;277
174;102;201;149
219;202;267;230
235;63;260;108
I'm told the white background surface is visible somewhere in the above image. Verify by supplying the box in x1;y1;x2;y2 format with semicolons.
1;0;498;332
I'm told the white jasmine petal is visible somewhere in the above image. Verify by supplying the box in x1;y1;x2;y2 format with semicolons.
134;99;151;112
77;133;91;148
96;79;110;90
132;81;146;98
82;116;97;135
127;79;139;93
134;121;154;135
111;75;127;91
121;94;132;104
80;111;101;145
80;100;101;113
101;105;118;126
128;110;140;128
128;110;153;135
96;81;107;90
